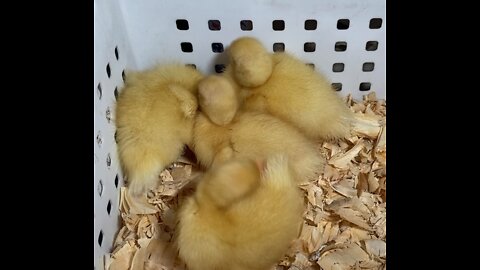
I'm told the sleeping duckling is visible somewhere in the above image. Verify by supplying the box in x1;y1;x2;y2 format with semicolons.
115;64;203;196
193;75;325;183
176;155;304;270
224;36;354;141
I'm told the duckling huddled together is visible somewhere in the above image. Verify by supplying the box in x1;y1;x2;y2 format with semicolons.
115;37;353;270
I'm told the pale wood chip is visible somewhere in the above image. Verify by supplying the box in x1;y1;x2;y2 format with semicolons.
155;165;201;198
345;94;353;106
358;192;378;209
289;238;308;256
107;93;386;270
313;222;333;251
170;165;191;180
290;252;312;269
364;106;377;118
323;164;341;181
363;239;386;258
318;243;370;270
371;161;381;172
375;151;386;166
328;198;372;231
352;113;382;139
304;208;315;223
350;227;372;242
329;139;365;170
351;103;366;113
347;162;361;178
356;173;369;197
335;209;372;231
358;155;371;166
375;126;386;152
327;223;340;243
299;222;315;244
331;179;357;198
113;226;130;248
136;215;152;239
323;143;342;158
356;259;383;269
346;135;360;144
338;140;350;151
378;177;386;192
314;210;329;224
364;92;377;102
374;99;386;116
160;170;174;182
373;216;386;239
334;228;351;244
121;187;158;215
307;187;317;207
129;238;153;270
106;241;137;270
367;172;380;193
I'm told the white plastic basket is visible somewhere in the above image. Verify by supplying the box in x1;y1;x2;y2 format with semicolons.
93;0;385;268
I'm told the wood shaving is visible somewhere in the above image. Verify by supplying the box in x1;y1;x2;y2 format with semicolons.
351;115;381;139
363;239;386;258
318;243;370;270
105;93;386;270
328;139;365;170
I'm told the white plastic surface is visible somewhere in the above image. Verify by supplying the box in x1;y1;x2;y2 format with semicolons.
94;0;135;269
118;0;385;99
94;0;385;268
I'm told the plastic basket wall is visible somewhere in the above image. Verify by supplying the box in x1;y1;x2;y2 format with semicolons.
94;0;386;268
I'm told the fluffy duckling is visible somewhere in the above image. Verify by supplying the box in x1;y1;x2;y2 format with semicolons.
224;36;353;141
176;155;304;270
193;75;324;183
115;64;203;196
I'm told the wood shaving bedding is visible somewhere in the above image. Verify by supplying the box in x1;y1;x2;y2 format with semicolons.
104;92;386;270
